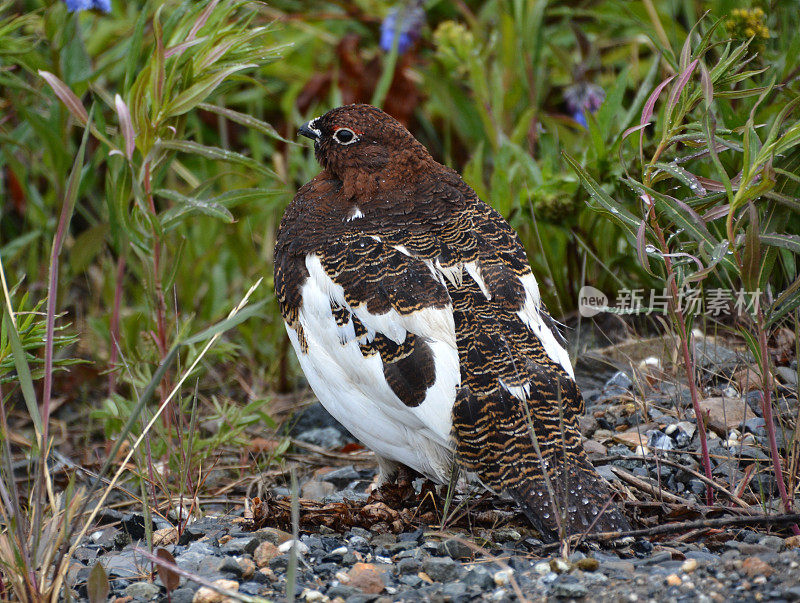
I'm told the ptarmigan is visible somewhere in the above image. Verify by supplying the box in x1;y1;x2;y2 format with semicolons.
274;104;629;539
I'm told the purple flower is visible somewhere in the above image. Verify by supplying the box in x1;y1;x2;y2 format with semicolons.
65;0;111;13
380;2;425;55
564;82;605;128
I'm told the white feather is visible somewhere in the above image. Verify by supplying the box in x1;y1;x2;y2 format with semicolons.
516;272;574;378
292;253;460;482
464;261;491;300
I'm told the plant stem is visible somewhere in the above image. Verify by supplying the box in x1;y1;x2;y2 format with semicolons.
143;162;172;433
108;253;126;397
754;303;799;535
651;219;714;505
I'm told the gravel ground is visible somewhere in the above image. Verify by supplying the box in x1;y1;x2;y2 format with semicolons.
66;337;800;602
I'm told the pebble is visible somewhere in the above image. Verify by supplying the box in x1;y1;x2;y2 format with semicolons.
422;557;465;582
253;541;280;567
347;562;385;594
681;558;698;573
742;556;774;578
493;569;514;586
277;539;309;555
124;582;160;600
192;579;239;603
666;573;682;586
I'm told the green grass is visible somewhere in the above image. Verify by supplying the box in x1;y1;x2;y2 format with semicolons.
0;0;799;596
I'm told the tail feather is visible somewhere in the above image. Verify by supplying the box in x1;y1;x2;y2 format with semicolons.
452;384;630;540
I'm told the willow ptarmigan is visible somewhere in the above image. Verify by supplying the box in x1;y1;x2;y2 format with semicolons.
274;104;629;538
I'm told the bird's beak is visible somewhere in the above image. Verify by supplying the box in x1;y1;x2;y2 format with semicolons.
298;118;321;142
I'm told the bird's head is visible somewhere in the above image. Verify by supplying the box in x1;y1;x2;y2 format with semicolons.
298;104;429;179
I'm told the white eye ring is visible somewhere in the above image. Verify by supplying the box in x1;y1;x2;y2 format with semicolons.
333;127;358;145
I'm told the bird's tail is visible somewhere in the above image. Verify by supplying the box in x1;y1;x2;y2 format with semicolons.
452;385;630;540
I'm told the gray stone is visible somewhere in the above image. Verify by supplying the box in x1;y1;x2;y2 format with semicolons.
397;558;420;574
219;556;244;579
604;371;633;392
169;587;197;603
124;581;160;600
327;585;358;598
759;535;785;551
552;581;588;599
422;557;465;582
438;538;472;560
463;567;495;590
320;466;361;488
442;581;468;598
220;537;257;556
102;553;140;579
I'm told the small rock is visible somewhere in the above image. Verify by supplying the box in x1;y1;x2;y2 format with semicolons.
319;466;362;488
784;535;800;549
666;574;681;586
302;589;326;602
237;557;255;580
493;569;514;586
583;439;607;456
124;582;160;600
347;563;385;594
192;579;239;603
277;539;309;555
605;371;633;392
552;581;588;599
742;556;774;578
550;559;570;573
253;542;280;568
534;561;551;575
301;480;336;501
681;558;698;573
493;527;522;541
252;527;292;546
698;397;748;436
296;426;346;449
153;527;178;547
422;557;465;582
442;581;467;598
438;538;472;560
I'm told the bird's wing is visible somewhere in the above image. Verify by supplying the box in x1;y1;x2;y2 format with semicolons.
276;230;460;481
423;186;630;538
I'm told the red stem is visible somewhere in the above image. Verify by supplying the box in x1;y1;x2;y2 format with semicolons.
755;303;799;535
651;219;714;505
143;162;172;434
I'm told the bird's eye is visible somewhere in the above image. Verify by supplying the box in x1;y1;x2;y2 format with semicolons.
333;128;358;145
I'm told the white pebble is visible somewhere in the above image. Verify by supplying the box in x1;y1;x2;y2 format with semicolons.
278;539;309;555
494;569;514;586
302;589;326;602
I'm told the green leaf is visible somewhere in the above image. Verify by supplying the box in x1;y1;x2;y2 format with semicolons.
156;189;235;227
759;233;800;254
742;204;761;292
157;139;276;178
165;64;256;117
563;152;640;237
2;311;43;437
198;102;289;142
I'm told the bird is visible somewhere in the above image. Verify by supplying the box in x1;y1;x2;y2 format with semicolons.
274;104;630;539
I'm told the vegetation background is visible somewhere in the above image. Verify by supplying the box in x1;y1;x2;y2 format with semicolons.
0;0;798;598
